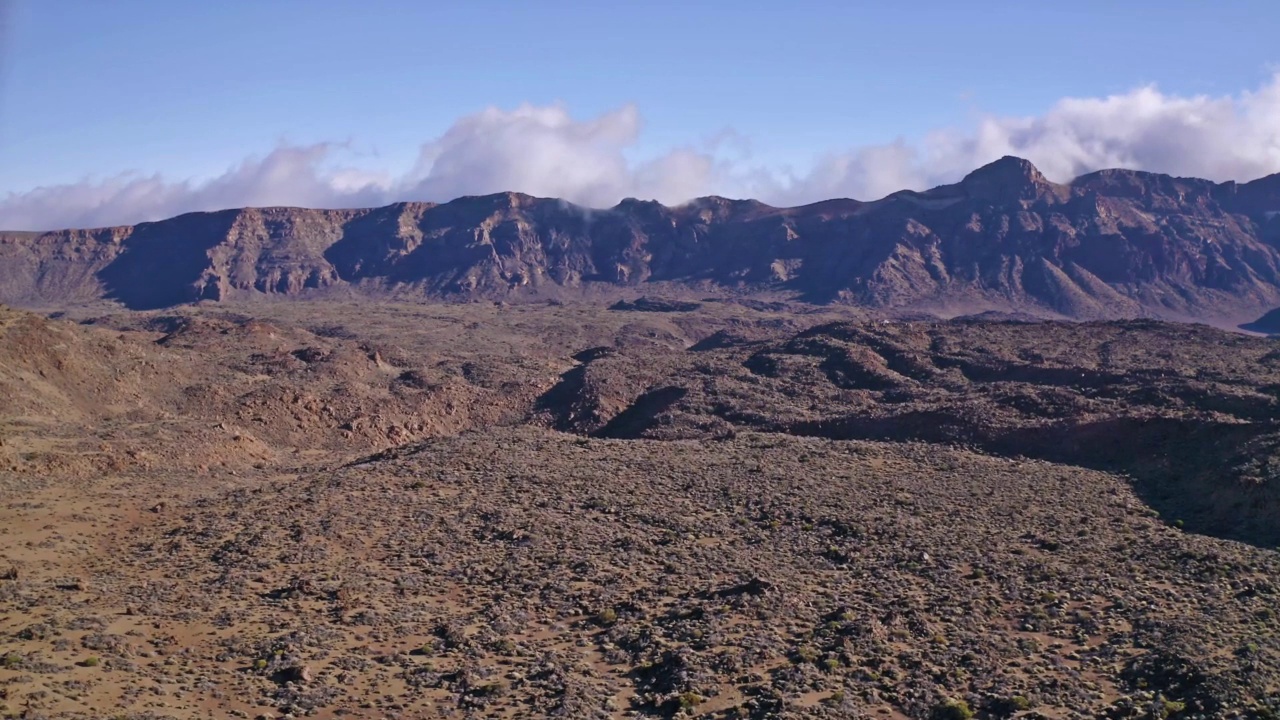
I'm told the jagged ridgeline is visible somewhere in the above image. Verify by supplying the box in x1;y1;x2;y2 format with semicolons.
2;156;1279;318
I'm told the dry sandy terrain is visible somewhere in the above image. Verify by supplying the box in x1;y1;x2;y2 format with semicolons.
1;300;1278;719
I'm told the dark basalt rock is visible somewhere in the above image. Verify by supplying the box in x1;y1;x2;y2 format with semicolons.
609;297;703;313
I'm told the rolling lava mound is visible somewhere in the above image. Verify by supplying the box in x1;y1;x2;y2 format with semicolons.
538;317;1280;547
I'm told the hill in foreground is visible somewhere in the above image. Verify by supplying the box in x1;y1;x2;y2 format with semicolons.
1;301;1278;718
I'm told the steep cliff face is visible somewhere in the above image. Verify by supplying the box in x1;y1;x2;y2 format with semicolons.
3;157;1280;318
0;227;131;305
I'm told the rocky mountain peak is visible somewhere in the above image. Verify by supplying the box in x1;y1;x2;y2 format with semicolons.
1221;172;1280;217
960;155;1056;204
677;196;774;222
449;191;540;212
4;159;1280;321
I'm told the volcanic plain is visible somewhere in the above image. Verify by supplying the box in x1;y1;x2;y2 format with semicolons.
1;298;1278;719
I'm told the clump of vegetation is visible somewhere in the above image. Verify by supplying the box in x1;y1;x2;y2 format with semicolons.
472;681;505;697
677;692;703;712
792;645;820;664
79;656;100;667
596;607;618;625
987;695;1032;715
932;698;974;720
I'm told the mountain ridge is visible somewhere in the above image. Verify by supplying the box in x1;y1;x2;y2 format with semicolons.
4;156;1280;319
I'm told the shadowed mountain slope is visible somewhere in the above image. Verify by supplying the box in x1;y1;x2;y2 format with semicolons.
3;157;1280;320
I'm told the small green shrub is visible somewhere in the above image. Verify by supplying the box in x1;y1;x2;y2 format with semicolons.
792;645;820;664
596;607;618;625
677;692;703;711
931;698;974;720
80;656;100;667
474;681;505;697
989;695;1032;714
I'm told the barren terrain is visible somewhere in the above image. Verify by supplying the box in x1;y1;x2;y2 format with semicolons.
2;298;1278;719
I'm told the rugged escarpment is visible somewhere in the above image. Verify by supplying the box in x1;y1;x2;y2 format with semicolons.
3;157;1280;318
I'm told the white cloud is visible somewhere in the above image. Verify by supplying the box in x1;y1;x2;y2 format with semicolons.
405;103;681;206
3;74;1280;230
788;74;1280;203
0;144;393;230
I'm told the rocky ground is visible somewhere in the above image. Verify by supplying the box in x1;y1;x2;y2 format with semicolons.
1;300;1278;719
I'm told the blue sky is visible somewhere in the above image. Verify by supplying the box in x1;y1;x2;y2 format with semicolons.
1;0;1278;228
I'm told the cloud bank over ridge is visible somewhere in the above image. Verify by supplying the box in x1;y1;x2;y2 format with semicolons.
3;74;1280;230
